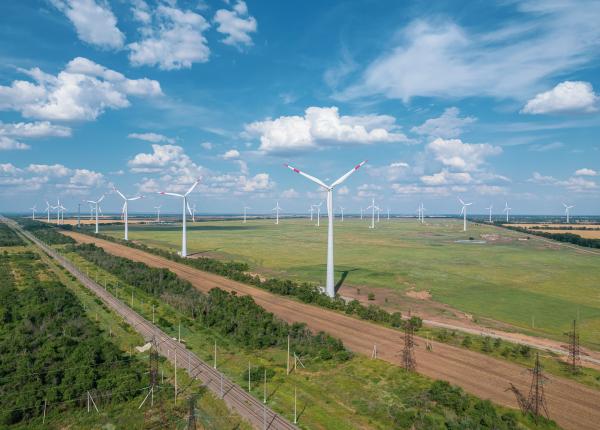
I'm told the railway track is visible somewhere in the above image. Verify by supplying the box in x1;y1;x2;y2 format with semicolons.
2;217;297;430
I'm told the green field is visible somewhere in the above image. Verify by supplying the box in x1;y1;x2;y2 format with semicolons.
97;218;600;348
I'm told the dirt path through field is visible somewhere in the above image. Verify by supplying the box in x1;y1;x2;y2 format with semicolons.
63;231;600;430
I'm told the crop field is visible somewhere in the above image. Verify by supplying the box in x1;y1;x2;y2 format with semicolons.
95;217;600;348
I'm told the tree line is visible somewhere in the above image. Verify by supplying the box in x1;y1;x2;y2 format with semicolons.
503;225;600;249
0;222;24;246
16;219;75;245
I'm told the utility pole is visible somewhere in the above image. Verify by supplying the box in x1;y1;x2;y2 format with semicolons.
565;319;580;374
287;334;290;375
248;361;251;392
214;340;217;369
527;353;549;421
293;386;297;424
174;351;178;403
402;320;416;371
263;368;267;403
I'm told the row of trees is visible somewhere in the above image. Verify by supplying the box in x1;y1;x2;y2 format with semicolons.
68;243;351;361
503;225;600;249
0;222;24;246
0;251;144;426
16;219;75;245
75;229;422;331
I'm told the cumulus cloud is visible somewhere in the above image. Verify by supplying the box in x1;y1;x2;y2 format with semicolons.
128;132;175;143
420;170;472;186
221;149;240;159
529;171;598;192
128;2;210;70
427;138;502;172
575;168;597;176
522;81;598;114
214;1;257;47
69;168;104;187
0;137;30;150
51;0;125;49
246;106;409;153
0;121;71;138
340;3;600;102
411;107;476;138
337;186;349;196
367;161;410;182
390;183;452;196
0;57;161;121
201;142;213;150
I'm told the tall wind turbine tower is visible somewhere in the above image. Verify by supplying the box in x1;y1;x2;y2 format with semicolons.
243;206;250;223
113;187;143;241
154;205;161;223
285;160;366;297
420;203;426;224
339;206;345;222
386;208;390;221
272;201;282;225
366;198;378;229
563;203;574;224
86;195;105;234
158;179;200;257
485;205;493;223
503;202;511;223
45;201;51;222
30;205;36;220
312;203;322;227
458;198;472;232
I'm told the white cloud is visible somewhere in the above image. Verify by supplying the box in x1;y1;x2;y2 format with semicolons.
69;168;104;187
129;144;195;169
341;3;600;102
390;183;451;196
201;141;213;150
0;57;161;121
214;1;257;47
337;186;349;196
474;185;507;195
238;173;273;192
128;132;175;143
427;138;502;172
575;168;597;176
529;171;598;192
528;142;564;152
0;163;22;175
0;137;30;150
420;170;472;186
0;121;71;138
367;161;410;182
246;106;409;153
281;188;299;199
522;81;598;114
128;3;210;70
356;183;382;198
411;107;476;138
27;163;71;177
51;0;125;49
222;149;240;159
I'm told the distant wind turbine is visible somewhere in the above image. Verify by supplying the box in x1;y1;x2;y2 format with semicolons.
309;205;314;221
113;187;143;241
366;198;378;229
86;195;105;234
272;201;282;225
485;205;493;223
312;202;322;227
285;160;366;297
503;202;511;223
458;198;472;232
339;206;344;222
154;205;161;223
190;203;196;223
45;201;51;222
30;204;36;220
158;179;199;257
360;207;363;220
386;208;390;221
563;203;574;224
420;203;426;224
243;206;250;223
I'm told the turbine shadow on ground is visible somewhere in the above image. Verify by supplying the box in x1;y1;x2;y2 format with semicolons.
335;268;359;294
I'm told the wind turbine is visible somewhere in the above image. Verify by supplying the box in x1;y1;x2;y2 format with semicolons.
458;198;472;232
272;201;282;225
154;205;161;223
59;203;66;224
45;201;51;222
485;205;493;223
420;203;426;224
190;203;197;223
285;161;366;297
88;204;94;220
30;204;36;220
309;205;314;221
339;206;345;222
360;207;363;220
312;202;322;227
366;198;378;229
376;207;380;223
563;203;574;223
503;202;511;223
113;187;143;241
53;199;61;225
158;179;199;257
386;208;390;221
86;195;105;234
243;206;250;223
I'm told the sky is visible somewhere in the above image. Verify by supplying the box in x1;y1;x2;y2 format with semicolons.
0;0;599;216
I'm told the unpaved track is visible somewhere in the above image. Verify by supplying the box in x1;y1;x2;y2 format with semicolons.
64;231;600;430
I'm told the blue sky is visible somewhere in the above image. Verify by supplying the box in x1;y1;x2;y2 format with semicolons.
1;0;599;215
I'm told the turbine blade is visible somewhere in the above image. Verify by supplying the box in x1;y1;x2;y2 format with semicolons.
185;179;200;196
330;160;367;188
186;201;193;216
159;192;184;197
113;188;126;200
128;196;143;201
284;163;328;189
97;195;105;203
458;197;465;205
122;202;127;214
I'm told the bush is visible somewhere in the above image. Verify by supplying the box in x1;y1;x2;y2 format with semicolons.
462;336;472;348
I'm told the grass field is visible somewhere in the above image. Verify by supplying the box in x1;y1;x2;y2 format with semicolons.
95;217;600;349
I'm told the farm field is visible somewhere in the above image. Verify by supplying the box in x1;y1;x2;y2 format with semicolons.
95;217;600;349
505;224;600;239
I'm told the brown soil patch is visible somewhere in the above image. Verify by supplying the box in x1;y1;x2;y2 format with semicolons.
63;230;600;430
405;289;432;300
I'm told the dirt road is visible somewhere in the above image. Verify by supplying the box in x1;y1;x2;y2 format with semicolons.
64;231;600;430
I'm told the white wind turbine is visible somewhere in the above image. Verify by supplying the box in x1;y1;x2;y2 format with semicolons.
190;203;197;223
376;207;380;223
485;205;493;223
360;207;363;219
312;203;322;227
563;203;574;223
30;204;37;220
339;206;345;222
88;203;94;220
45;201;51;222
86;195;105;234
420;203;426;224
366;198;378;229
286;161;366;297
386;208;390;221
243;206;250;223
59;202;66;224
503;202;511;223
113;187;143;241
272;201;282;225
158;179;199;257
458;198;472;232
52;199;61;225
154;205;161;223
